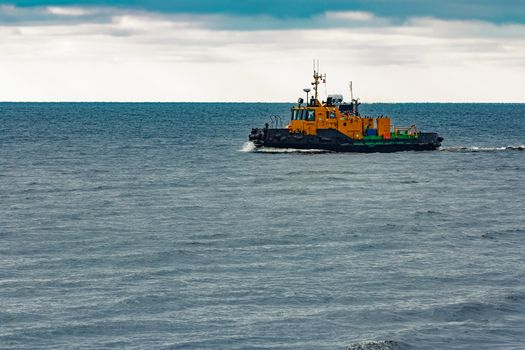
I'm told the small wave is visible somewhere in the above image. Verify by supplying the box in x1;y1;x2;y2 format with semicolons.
414;209;446;218
481;227;525;239
347;340;412;350
505;292;525;303
440;145;524;152
430;301;505;323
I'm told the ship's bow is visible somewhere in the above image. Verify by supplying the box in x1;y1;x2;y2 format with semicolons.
249;128;266;147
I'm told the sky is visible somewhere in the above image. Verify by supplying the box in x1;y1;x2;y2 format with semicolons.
1;1;524;102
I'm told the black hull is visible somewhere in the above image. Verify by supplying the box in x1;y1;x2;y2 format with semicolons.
249;128;443;153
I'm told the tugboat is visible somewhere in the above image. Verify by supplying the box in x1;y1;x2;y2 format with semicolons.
248;66;443;152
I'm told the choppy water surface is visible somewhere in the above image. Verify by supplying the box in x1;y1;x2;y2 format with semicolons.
1;103;524;349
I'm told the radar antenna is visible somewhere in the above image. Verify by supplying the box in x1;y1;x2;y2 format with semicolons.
303;88;311;105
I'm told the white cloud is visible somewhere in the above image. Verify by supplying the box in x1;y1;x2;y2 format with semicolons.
325;11;375;21
0;6;524;102
46;6;93;16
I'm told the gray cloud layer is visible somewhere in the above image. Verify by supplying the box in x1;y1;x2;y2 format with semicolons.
1;3;524;102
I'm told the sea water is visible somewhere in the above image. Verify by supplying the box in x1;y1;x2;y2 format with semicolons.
0;103;524;349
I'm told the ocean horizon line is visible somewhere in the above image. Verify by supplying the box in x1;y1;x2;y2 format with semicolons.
1;101;524;104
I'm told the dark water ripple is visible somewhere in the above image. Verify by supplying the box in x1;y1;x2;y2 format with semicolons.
1;103;524;349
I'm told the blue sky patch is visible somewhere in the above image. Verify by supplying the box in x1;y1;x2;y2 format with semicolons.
6;0;525;24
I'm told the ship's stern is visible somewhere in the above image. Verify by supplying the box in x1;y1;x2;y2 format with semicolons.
419;132;444;149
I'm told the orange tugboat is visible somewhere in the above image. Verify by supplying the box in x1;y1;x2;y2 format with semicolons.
249;65;443;152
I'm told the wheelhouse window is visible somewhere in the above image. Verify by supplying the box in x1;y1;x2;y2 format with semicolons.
307;110;315;121
292;109;313;121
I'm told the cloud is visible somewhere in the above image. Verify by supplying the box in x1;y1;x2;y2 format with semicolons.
0;5;524;101
325;11;375;21
46;5;92;16
0;3;116;24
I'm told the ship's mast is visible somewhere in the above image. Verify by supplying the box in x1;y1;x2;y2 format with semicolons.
312;59;325;103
